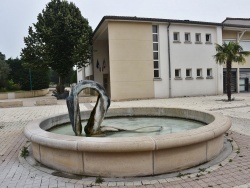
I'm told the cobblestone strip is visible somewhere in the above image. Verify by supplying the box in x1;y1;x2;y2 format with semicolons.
0;121;28;155
0;132;27;188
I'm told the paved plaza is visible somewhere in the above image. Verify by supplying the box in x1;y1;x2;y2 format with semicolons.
1;93;250;187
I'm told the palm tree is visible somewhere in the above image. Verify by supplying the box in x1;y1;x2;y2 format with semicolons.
214;41;250;101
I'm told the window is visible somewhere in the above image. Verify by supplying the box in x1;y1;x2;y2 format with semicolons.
175;69;181;78
239;41;250;51
153;34;158;42
173;32;180;42
154;70;159;78
196;68;203;79
152;25;160;78
184;33;191;42
152;25;158;42
153;43;158;51
197;69;202;77
195;33;201;43
152;25;158;33
153;52;158;60
154;61;159;69
186;69;192;77
206;34;211;43
207;68;213;78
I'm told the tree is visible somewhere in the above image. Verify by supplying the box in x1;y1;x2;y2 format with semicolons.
6;58;50;91
0;52;11;89
49;68;76;86
214;42;250;101
21;0;92;93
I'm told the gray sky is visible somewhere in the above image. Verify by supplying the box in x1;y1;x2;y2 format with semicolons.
1;0;250;59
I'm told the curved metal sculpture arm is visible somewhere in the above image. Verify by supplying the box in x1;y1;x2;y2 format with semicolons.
66;80;110;136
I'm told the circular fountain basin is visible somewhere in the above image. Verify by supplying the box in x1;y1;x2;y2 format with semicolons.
24;107;231;177
49;117;205;137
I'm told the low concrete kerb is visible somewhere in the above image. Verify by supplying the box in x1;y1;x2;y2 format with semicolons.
35;98;57;106
0;100;23;108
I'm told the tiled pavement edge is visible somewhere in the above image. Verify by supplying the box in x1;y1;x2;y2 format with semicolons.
1;93;250;187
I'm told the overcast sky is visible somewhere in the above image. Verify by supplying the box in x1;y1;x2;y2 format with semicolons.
1;0;250;59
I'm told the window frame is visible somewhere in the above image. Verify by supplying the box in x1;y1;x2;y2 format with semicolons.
173;32;180;42
175;69;182;79
152;25;160;79
205;34;212;43
195;33;202;44
196;68;203;79
184;32;191;43
152;25;158;33
185;68;193;80
206;68;213;79
186;69;191;77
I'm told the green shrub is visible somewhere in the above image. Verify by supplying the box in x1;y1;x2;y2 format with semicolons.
7;79;21;91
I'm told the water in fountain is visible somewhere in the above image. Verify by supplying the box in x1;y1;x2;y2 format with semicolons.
49;116;205;137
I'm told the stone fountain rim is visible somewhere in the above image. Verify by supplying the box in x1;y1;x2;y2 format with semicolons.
24;107;231;152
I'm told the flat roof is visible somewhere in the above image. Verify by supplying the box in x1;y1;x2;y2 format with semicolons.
94;16;250;36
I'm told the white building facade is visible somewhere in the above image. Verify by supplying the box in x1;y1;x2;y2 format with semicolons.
153;22;223;98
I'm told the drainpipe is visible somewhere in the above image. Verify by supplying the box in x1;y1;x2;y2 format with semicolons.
167;22;172;98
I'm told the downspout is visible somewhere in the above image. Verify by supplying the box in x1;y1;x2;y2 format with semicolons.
167;22;172;98
221;24;224;94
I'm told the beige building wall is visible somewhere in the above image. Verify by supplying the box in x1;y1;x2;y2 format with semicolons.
222;29;250;92
222;30;238;39
222;30;250;68
108;21;154;100
223;30;250;40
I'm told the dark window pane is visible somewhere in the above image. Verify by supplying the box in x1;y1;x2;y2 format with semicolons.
153;43;158;51
153;34;158;42
185;34;189;41
206;34;210;42
154;61;159;68
154;70;159;78
153;52;158;60
152;25;158;33
197;69;200;76
196;34;200;42
174;33;178;40
175;70;179;77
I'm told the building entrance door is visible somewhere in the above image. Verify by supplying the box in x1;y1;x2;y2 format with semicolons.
239;78;249;92
240;68;250;92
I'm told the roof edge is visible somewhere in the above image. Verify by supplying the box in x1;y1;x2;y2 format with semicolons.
93;16;250;37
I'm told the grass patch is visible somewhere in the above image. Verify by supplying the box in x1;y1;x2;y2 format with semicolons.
95;176;104;184
20;146;29;159
198;168;206;172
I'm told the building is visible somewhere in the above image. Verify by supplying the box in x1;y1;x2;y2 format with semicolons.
77;16;250;100
222;18;250;93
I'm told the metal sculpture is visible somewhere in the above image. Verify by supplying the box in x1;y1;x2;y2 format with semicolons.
66;80;110;136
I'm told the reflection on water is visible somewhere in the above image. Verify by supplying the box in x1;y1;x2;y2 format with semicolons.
49;117;205;137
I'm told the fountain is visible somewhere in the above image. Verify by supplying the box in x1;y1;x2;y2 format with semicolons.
24;81;231;177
